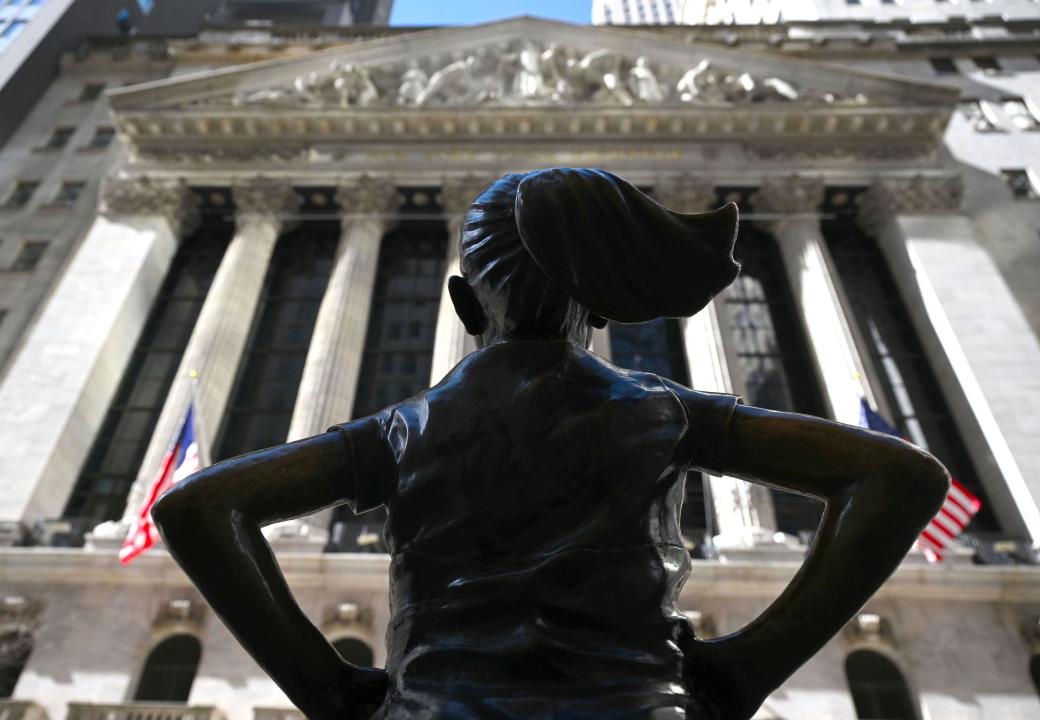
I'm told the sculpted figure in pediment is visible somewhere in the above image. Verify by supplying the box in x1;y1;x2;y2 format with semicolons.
576;49;634;106
629;56;667;104
332;62;380;108
396;61;428;106
415;55;481;106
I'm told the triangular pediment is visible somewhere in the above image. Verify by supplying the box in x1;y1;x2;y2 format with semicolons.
106;16;957;163
110;16;953;113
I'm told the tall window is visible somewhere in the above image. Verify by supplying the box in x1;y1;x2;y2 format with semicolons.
0;630;32;698
333;637;374;667
351;189;447;418
215;204;338;461
134;634;201;703
845;650;918;720
720;188;827;536
64;206;231;525
823;188;998;532
328;188;447;553
1030;655;1040;699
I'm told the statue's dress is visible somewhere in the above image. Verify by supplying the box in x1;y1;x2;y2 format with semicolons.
331;339;737;719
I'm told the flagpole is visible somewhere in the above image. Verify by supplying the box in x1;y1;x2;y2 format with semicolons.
188;369;212;468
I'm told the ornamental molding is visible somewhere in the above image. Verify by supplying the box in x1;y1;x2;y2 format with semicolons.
861;174;964;216
844;612;898;648
105;17;958;162
335;175;400;218
99;176;200;237
152;596;207;631
654;175;717;213
231;176;303;219
751;174;825;216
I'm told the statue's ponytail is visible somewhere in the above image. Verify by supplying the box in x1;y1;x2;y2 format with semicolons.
514;168;739;323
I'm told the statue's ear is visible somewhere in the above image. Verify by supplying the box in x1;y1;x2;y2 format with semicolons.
588;313;607;329
448;275;487;336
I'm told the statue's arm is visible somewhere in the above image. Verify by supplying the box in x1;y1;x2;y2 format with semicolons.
684;405;949;719
152;431;385;720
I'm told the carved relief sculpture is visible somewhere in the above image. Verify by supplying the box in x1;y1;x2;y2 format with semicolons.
223;41;864;111
155;169;949;720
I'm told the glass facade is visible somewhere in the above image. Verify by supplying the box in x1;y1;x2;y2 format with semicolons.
63;209;231;525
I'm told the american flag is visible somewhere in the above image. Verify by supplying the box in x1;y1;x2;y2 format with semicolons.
858;398;980;562
120;404;200;564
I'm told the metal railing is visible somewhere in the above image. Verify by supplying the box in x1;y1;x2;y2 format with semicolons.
65;704;224;720
0;701;49;720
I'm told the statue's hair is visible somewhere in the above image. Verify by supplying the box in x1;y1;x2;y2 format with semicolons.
459;168;740;328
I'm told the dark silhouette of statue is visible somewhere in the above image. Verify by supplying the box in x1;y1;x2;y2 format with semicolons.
154;169;949;720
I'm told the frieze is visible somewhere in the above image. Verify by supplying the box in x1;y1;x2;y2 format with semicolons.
208;41;865;112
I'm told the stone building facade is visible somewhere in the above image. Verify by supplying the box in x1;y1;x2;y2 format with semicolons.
0;13;1039;720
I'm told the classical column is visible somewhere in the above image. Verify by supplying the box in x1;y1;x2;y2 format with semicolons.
267;177;399;551
429;176;491;385
96;178;300;546
752;175;882;426
0;177;198;544
859;175;1040;545
656;175;781;550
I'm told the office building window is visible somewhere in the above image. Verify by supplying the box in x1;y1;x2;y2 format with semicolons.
43;126;75;150
134;635;201;703
959;100;1001;131
1001;169;1039;199
79;82;105;101
10;240;47;271
63;218;230;524
928;57;958;75
1031;655;1040;698
86;126;115;148
845;650;917;720
0;19;26;53
1002;98;1040;130
215;212;337;461
718;188;827;536
3;181;37;208
52;181;85;206
824;187;999;532
973;56;1002;73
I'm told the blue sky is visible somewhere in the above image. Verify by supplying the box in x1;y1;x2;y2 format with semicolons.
389;0;591;26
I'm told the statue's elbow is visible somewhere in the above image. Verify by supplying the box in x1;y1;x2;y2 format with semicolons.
152;479;196;539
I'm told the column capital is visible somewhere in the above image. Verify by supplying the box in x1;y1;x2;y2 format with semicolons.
99;176;200;237
232;177;302;226
654;175;716;213
751;174;825;217
857;174;963;236
335;175;400;218
441;175;495;217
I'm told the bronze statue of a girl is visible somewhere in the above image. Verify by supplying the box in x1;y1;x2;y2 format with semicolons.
154;168;949;720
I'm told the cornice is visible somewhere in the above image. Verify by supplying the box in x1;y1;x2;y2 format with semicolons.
2;548;1039;603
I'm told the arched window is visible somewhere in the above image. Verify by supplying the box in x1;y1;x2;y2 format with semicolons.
719;188;827;537
332;637;374;667
845;649;918;720
64;201;232;526
0;630;33;698
1030;654;1040;698
134;634;201;703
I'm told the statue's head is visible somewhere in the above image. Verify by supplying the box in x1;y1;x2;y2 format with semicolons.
449;168;740;347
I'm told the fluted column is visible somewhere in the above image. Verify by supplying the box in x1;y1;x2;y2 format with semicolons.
100;178;300;543
267;177;399;551
752;175;882;426
656;175;780;549
859;175;1040;545
0;177;198;543
429;176;491;385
